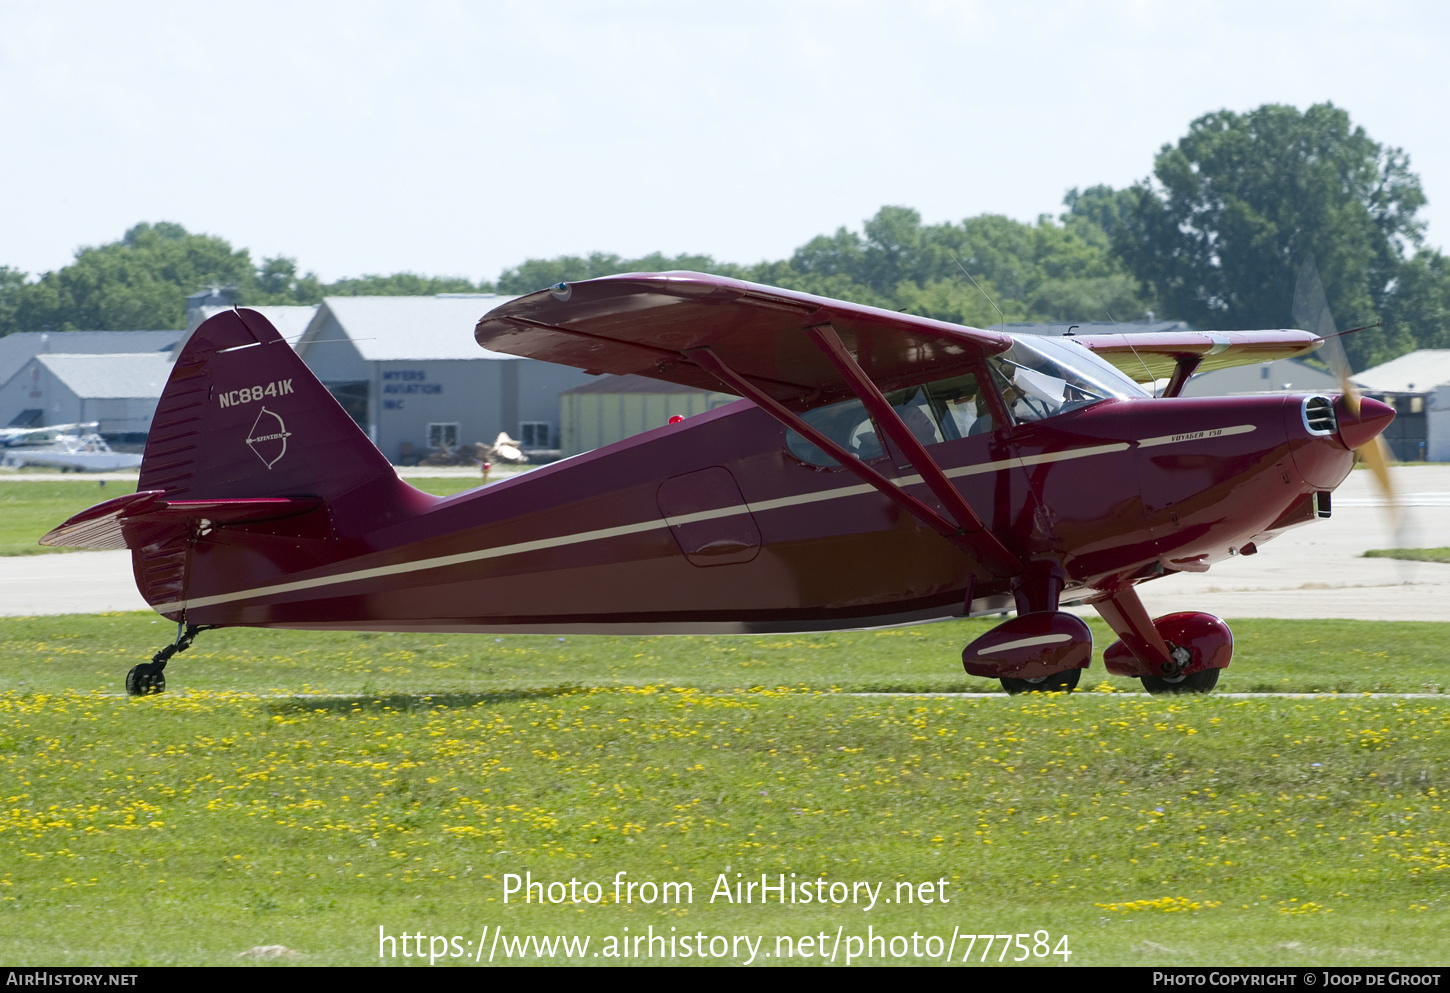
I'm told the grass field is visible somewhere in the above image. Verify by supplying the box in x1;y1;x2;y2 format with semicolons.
1366;548;1450;564
3;613;1450;697
0;480;139;556
2;481;1447;966
0;612;1447;966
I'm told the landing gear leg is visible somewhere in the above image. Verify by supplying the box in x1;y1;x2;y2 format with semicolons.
1091;587;1231;694
126;622;208;697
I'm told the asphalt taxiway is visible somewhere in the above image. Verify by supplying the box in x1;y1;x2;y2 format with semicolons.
1;466;1446;621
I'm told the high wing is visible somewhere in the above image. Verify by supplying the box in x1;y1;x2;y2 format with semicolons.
478;271;1024;575
474;271;1011;405
1073;329;1323;383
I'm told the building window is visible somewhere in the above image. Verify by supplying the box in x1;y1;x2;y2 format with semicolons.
428;422;459;450
519;421;552;447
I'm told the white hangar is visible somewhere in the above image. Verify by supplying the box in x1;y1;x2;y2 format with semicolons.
293;295;594;464
0;330;182;441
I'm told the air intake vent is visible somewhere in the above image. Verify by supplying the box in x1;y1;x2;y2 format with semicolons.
1303;395;1337;435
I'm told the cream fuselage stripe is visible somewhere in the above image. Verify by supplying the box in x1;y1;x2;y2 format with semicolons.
151;431;1246;612
154;517;671;611
1137;424;1256;448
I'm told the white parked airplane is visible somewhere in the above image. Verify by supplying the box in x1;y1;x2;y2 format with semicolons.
0;423;142;471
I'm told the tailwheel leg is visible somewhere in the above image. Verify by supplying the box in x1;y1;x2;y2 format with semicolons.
126;623;209;697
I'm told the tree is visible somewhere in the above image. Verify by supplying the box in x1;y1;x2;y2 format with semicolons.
0;266;26;334
0;223;494;335
1114;102;1429;368
7;222;258;332
766;206;1154;324
495;251;745;295
1381;248;1450;350
325;272;490;297
254;256;325;302
492;205;1154;326
1061;184;1138;243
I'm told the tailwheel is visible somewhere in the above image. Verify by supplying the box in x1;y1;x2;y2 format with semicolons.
125;664;166;696
1000;667;1082;695
125;623;209;698
1141;667;1220;695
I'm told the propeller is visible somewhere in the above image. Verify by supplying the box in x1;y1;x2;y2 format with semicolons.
1292;256;1400;530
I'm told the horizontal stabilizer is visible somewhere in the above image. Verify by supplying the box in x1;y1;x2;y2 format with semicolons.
41;490;323;551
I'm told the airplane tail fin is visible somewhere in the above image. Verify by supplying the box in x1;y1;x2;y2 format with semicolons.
42;309;432;605
138;308;395;502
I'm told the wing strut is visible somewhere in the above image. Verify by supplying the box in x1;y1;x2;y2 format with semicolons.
1162;356;1202;399
806;325;999;538
685;341;1022;578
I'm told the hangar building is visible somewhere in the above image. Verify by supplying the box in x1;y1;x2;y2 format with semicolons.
0;330;182;440
1351;349;1450;462
559;374;739;457
0;352;172;440
293;295;593;464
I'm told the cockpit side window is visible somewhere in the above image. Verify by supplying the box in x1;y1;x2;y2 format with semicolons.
891;374;994;443
785;398;882;466
785;373;993;466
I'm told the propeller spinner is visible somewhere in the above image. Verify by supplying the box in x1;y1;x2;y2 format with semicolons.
1293;256;1401;530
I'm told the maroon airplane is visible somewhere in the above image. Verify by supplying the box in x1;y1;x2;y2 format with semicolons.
44;273;1393;697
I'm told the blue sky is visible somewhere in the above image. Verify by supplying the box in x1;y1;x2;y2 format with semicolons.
3;0;1447;283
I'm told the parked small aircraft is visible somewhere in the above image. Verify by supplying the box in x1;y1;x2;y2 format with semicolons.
43;273;1393;696
2;422;142;471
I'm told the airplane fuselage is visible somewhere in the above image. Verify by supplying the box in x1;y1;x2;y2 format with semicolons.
150;389;1351;634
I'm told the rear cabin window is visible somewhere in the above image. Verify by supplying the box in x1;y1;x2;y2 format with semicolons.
785;373;991;467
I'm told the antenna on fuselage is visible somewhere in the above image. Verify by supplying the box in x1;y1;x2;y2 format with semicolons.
949;253;1006;328
1107;310;1156;387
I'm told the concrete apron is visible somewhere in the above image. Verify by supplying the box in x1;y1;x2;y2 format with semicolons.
1;466;1447;621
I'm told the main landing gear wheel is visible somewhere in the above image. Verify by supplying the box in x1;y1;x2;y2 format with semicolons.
1000;668;1082;695
1141;668;1220;695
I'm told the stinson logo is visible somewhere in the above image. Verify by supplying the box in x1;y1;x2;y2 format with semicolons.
247;407;293;469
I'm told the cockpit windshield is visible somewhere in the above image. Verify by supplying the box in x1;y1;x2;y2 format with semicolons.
986;336;1148;424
